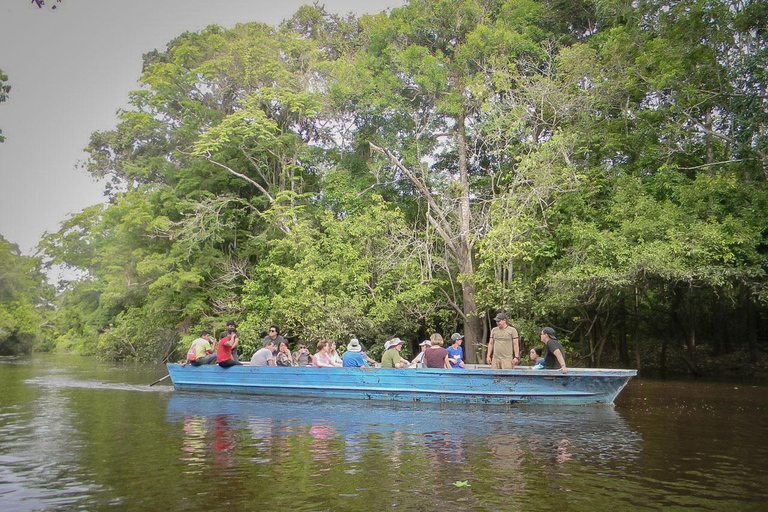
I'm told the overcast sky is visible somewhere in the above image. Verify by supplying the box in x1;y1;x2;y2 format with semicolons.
0;0;400;255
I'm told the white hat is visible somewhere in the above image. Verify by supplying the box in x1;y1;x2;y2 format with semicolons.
347;339;362;352
385;337;404;350
419;340;430;346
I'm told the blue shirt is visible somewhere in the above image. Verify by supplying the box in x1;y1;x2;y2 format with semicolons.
342;351;369;368
446;345;464;369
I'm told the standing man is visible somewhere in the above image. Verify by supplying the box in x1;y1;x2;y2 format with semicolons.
486;312;520;369
263;325;285;354
250;339;277;366
541;327;568;374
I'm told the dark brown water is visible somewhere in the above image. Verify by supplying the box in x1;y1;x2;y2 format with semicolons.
1;355;766;512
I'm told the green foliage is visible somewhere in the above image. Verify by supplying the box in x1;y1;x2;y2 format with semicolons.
0;236;52;354
39;1;768;372
0;68;9;142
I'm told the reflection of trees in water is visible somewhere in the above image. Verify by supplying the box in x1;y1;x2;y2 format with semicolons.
169;395;643;509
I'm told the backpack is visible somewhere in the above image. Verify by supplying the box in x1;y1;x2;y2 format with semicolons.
186;344;198;362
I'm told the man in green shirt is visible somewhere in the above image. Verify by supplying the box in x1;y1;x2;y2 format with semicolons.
381;338;408;368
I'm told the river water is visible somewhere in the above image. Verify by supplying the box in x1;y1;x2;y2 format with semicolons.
0;355;766;512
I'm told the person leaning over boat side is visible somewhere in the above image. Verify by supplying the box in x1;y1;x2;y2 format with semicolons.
251;339;277;367
409;340;430;368
313;340;340;367
263;325;285;355
486;312;520;369
275;340;296;367
424;333;451;369
328;340;343;367
540;327;568;374
342;338;369;368
381;338;409;368
187;330;217;366
293;342;313;366
217;328;243;367
447;333;466;369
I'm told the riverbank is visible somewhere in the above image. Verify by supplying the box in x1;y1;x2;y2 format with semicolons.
630;345;768;380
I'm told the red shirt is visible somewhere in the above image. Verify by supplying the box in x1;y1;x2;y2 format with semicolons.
217;336;234;363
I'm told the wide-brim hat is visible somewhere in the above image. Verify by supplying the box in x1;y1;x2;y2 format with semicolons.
347;339;362;352
419;340;430;346
385;337;404;350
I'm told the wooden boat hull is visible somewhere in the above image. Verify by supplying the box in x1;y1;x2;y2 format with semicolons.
166;364;636;405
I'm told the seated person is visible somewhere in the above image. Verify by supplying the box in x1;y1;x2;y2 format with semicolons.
328;340;343;367
293;342;313;366
275;340;296;366
381;338;409;368
360;342;376;366
530;347;545;369
447;333;466;369
250;339;277;366
313;340;341;367
224;320;239;362
410;340;430;368
424;333;450;369
186;330;217;366
217;328;243;367
342;339;370;367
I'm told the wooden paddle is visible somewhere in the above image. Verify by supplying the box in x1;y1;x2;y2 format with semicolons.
149;374;171;386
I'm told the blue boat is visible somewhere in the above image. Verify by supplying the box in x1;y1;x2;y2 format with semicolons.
166;364;636;405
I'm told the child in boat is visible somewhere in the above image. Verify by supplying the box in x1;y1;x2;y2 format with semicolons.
530;347;545;369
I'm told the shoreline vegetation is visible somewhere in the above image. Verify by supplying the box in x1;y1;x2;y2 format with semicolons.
2;1;767;378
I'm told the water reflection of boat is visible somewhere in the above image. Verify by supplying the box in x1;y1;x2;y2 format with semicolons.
166;391;642;465
166;364;636;405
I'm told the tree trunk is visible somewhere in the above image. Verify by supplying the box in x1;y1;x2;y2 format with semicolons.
455;112;483;363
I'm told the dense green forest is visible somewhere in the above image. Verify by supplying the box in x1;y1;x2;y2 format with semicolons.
3;0;767;375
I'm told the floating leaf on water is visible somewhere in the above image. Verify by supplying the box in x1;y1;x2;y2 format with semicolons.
452;480;470;487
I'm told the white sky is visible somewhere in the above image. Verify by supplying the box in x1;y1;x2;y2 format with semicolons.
0;0;401;255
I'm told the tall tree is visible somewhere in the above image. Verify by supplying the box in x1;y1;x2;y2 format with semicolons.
0;236;52;355
344;0;556;361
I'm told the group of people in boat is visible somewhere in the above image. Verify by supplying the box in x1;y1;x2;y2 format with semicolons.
184;313;568;373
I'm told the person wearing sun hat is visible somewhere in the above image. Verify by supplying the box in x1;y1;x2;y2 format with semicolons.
486;312;520;369
342;338;369;368
381;338;408;368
